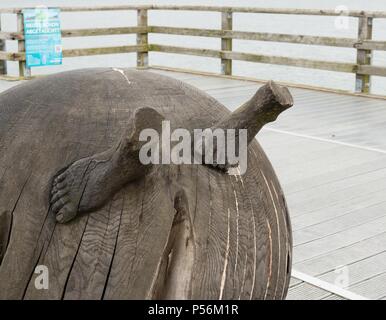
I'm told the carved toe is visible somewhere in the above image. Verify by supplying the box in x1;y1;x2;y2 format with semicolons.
56;204;77;224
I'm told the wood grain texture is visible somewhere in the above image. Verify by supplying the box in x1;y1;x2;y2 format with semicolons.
0;6;383;18
0;69;292;299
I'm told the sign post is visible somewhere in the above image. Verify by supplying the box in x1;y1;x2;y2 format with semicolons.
22;8;62;71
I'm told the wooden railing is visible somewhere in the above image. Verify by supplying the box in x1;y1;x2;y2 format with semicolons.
1;5;386;93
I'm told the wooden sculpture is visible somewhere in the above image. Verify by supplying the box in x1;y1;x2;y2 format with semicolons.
0;68;293;299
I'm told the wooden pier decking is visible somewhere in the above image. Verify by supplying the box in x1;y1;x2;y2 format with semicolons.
1;69;386;300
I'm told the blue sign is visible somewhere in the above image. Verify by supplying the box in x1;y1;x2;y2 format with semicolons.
23;8;62;68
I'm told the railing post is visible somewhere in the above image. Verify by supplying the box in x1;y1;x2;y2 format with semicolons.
221;10;233;76
137;9;148;68
0;13;6;76
356;15;373;93
17;11;31;78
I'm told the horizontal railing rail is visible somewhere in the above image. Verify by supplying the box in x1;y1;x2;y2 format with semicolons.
0;5;386;93
2;26;386;51
2;5;386;17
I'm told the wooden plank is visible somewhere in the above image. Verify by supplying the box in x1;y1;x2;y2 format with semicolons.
0;8;22;14
289;175;386;218
290;181;386;228
44;6;150;13
293;201;386;246
322;294;347;300
287;166;386;217
0;51;24;61
61;27;147;38
150;26;358;48
4;27;146;40
349;272;386;299
228;51;357;73
150;44;357;73
58;6;386;18
150;44;221;59
1;45;145;63
358;65;386;77
289;277;303;288
145;6;386;18
1;5;386;18
294;230;386;276
3;29;386;52
292;270;368;300
12;25;383;51
286;282;331;300
62;45;147;58
319;251;386;290
356;40;386;51
0;31;23;40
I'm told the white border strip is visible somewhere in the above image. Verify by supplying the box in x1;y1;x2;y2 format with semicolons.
292;270;369;300
263;127;386;155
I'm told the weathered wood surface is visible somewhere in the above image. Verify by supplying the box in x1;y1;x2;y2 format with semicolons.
0;15;5;75
63;45;147;58
2;6;386;18
3;69;386;299
3;27;386;51
16;13;29;78
356;17;373;93
0;69;292;299
221;11;232;75
150;25;386;51
0;51;25;61
149;44;357;73
62;27;146;38
151;70;386;300
137;9;148;68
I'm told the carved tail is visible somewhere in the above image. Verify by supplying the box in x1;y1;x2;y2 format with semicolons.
212;81;293;144
199;81;293;172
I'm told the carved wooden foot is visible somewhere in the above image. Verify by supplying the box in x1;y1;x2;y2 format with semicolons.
50;107;164;223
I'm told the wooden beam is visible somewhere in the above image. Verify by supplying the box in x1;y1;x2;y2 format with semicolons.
150;26;358;48
0;45;147;61
41;6;151;13
0;31;24;40
0;51;25;61
5;27;386;51
145;6;386;18
149;44;357;73
358;65;386;77
2;6;386;18
355;40;386;51
6;44;382;77
0;8;23;14
62;45;147;58
62;27;147;38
